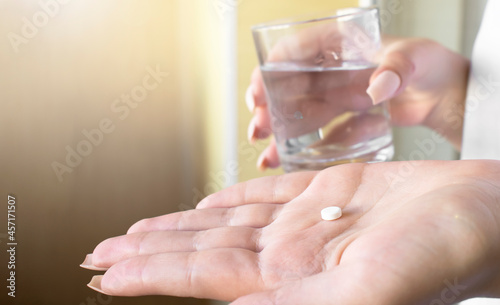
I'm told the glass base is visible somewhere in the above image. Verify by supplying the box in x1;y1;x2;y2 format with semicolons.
281;142;394;173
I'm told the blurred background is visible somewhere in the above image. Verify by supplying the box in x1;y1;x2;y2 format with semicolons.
0;0;487;304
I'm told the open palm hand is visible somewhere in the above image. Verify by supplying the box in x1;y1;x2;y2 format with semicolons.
83;160;500;304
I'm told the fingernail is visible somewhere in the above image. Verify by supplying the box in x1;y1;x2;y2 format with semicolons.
248;118;257;144
87;275;106;294
80;254;109;271
366;70;401;105
257;153;268;171
245;85;256;112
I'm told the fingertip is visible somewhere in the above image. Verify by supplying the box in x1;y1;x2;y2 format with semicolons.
369;47;417;104
196;194;212;209
87;275;107;295
251;107;273;141
263;141;281;169
248;118;257;144
257;154;268;172
257;145;281;171
81;253;93;267
97;262;135;296
127;219;147;234
366;70;401;105
80;254;109;271
245;85;256;113
265;155;280;170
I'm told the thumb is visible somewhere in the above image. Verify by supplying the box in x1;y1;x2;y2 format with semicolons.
367;50;416;105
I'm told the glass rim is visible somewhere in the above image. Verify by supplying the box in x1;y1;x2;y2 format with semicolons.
251;7;378;32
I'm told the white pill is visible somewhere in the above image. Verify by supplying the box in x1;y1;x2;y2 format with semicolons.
321;206;342;221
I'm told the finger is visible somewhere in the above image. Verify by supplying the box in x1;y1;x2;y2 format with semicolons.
367;48;415;105
245;85;256;113
366;70;402;105
251;67;268;108
248;107;273;143
254;106;273;139
257;139;280;171
197;170;317;209
90;249;264;301
128;203;281;233
90;226;261;268
367;39;450;107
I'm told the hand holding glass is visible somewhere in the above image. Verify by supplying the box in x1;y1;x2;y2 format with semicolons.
252;8;393;172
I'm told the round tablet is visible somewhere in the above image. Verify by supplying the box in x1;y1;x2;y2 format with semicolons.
321;206;342;221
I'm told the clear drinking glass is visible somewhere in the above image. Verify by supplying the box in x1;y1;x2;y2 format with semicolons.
252;7;394;172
